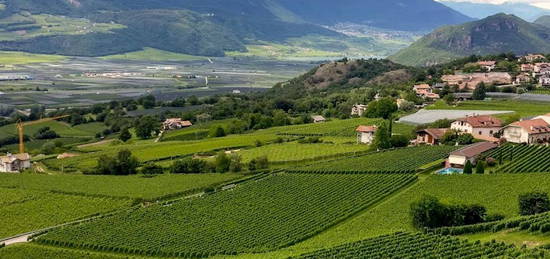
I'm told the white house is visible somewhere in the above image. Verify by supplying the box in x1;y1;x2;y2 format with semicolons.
540;75;550;87
502;118;550;144
312;115;326;123
356;125;377;144
451;115;502;140
163;118;192;130
351;104;368;117
0;153;31;173
447;142;498;168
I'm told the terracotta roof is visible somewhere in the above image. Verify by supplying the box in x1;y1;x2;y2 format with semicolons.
356;125;377;133
478;61;496;66
417;128;448;139
413;84;431;90
508;119;550;134
455;115;502;128
450;142;498;158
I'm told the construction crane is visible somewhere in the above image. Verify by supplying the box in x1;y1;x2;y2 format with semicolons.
16;115;70;154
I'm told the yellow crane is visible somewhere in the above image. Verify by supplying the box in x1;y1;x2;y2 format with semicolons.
16;115;70;154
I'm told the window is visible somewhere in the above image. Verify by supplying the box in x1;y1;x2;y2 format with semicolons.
479;131;482;135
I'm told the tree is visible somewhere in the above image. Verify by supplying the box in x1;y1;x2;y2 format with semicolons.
249;156;269;171
463;160;473;174
365;98;398;119
170;158;208;174
215;152;231;173
118;127;132;142
34;127;59;140
139;95;156;109
209;126;226;138
115;149;140;175
472;82;487;100
135;116;158;139
443;93;455;105
519;192;550;216
390;135;410;148
140;163;164;175
410;196;449;229
372;122;392;150
475;161;485;174
229;154;243;172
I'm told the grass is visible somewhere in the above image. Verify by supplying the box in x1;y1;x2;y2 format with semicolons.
0;187;132;238
0;173;244;201
529;89;550;95
0;51;65;65
462;230;550;248
0;121;94;138
427;99;550;119
0;244;154;259
100;48;206;62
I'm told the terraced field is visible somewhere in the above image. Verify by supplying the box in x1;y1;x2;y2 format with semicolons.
35;173;417;257
0;187;132;238
295;145;459;173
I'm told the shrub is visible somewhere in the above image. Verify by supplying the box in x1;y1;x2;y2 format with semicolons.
140;163;164;175
170;158;208;174
519;192;550;216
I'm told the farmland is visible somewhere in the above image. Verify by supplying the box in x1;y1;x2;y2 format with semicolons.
0;187;132;238
295;145;459;172
35;173;416;257
483;145;550;173
0;244;150;259
427;100;550;119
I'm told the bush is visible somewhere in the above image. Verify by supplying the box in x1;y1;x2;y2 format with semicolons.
519;192;550;216
411;195;487;229
140;163;164;175
209;126;226;138
34;127;59;140
390;135;410;148
170;158;208;174
93;149;139;175
249;156;269;171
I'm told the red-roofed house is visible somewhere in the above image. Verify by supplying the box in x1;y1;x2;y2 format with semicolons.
502;119;550;144
163;118;193;130
451;115;502;140
477;61;496;71
416;128;448;145
356;125;377;144
521;64;534;72
447;142;498;168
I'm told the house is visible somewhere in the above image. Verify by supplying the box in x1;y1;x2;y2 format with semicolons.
534;63;550;74
524;54;547;63
0;153;31;173
416;128;448;145
514;73;532;85
502;119;550;144
351;104;368;117
356;125;377;144
477;61;496;71
162;118;193;130
447;142;498;168
540;75;550;87
413;84;440;99
521;64;534;72
442;73;512;90
312;115;326;123
451;115;502;139
535;113;550;124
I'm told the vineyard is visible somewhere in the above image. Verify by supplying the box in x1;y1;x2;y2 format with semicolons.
0;173;243;201
35;173;417;257
295;145;459;172
292;232;542;259
0;244;147;259
484;145;550;173
0;187;132;238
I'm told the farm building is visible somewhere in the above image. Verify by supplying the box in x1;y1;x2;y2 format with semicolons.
502;118;550;144
356;125;377;144
0;153;31;173
451;115;502;140
351;104;368;117
163;118;193;130
477;61;496;71
312;115;326;123
416;128;448;145
447;142;498;168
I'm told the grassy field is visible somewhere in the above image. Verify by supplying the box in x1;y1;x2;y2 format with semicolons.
0;187;132;238
0;173;243;201
0;51;65;65
35;173;416;257
462;230;550;248
0;121;95;138
100;48;206;62
427;100;550;119
0;244;154;259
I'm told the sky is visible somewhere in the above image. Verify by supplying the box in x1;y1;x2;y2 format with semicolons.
438;0;550;9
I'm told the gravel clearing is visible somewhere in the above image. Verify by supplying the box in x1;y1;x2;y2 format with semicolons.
399;109;514;125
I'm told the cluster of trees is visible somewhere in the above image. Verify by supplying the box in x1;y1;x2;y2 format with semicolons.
33;127;59;140
411;196;491;229
441;130;474;145
169;153;269;174
462;160;485;175
519;192;550;216
88;149;140;175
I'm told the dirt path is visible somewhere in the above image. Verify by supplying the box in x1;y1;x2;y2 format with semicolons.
1;233;32;246
77;139;114;148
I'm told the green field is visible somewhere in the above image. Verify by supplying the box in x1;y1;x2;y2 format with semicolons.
483;145;550;173
0;187;132;238
0;173;243;201
530;89;550;95
35;173;416;257
0;244;153;259
0;121;94;138
295;145;458;172
428;100;550;119
0;51;65;65
101;48;206;62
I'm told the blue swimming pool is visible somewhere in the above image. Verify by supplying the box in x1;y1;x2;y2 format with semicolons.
437;168;463;175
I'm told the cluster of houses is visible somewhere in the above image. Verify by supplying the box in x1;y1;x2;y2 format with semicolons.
162;118;193;130
519;61;550;86
0;153;31;173
413;84;440;99
441;72;512;90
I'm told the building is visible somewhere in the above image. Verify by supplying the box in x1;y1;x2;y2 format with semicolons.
451;115;502;139
442;73;512;90
447;142;498;168
534;63;550;74
514;73;532;85
535;113;550;124
413;84;440;99
502;119;550;144
524;54;547;63
356;125;377;144
477;61;496;71
351;104;368;117
0;153;31;173
521;64;534;72
162;118;193;130
416;128;448;145
540;75;550;87
312;115;326;123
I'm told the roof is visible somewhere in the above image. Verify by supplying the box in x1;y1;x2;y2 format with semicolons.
450;142;498;158
413;84;431;90
477;61;496;66
356;125;377;133
311;115;326;121
0;153;30;164
416;128;448;139
455;115;502;128
508;119;550;134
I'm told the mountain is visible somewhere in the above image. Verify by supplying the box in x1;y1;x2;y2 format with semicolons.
439;1;550;22
535;15;550;28
390;14;550;66
0;0;472;57
277;0;472;31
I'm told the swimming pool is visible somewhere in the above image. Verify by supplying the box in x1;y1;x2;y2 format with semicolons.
437;167;463;175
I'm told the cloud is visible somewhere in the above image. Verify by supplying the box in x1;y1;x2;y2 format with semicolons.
437;0;550;9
